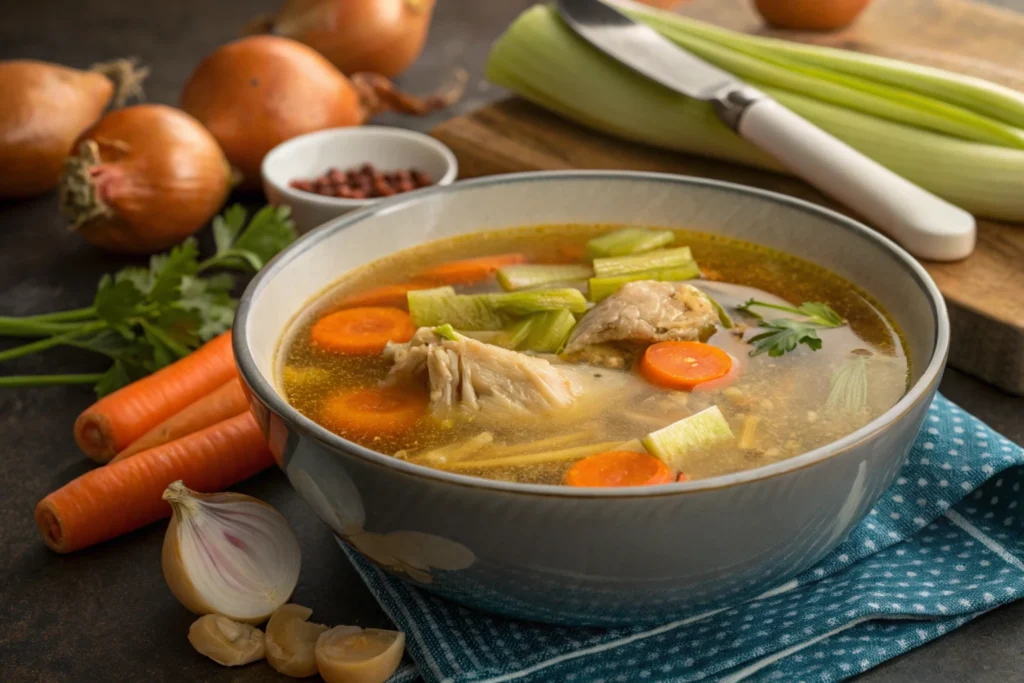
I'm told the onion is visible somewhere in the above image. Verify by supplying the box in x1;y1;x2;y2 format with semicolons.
180;35;465;188
752;0;872;31
246;0;435;78
0;59;146;199
161;482;302;624
59;104;232;254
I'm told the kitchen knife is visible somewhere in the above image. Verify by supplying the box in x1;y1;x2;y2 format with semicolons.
556;0;976;261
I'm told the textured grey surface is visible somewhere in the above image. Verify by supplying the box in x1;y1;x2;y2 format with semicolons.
1;1;1022;681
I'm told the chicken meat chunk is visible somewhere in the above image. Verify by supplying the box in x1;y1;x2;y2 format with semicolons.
563;281;718;367
384;328;583;418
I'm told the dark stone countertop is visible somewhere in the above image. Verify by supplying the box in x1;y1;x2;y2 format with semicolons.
2;1;1022;681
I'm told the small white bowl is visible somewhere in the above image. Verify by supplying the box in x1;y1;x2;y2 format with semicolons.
261;126;458;233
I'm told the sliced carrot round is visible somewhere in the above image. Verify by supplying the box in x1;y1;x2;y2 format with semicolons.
320;386;428;439
310;307;416;354
564;450;673;488
638;341;733;390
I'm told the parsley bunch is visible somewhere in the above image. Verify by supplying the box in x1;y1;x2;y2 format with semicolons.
0;205;296;395
737;299;845;357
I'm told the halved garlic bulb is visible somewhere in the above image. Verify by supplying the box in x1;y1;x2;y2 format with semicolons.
188;614;265;666
162;481;301;624
265;603;329;677
316;626;406;683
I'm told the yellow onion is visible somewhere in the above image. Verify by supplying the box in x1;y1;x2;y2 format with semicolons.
188;615;266;667
161;482;301;625
180;35;465;188
0;59;146;199
59;104;232;254
753;0;872;30
246;0;435;78
265;604;329;677
316;626;405;683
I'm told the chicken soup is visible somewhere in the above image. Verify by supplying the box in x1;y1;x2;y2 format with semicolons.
279;224;908;486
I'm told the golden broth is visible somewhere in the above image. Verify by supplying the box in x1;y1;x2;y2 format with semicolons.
280;224;909;484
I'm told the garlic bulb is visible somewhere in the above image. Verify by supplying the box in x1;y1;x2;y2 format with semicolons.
188;614;265;666
316;626;405;683
265;603;329;677
162;481;301;624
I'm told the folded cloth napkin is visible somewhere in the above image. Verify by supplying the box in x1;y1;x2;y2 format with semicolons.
342;394;1024;683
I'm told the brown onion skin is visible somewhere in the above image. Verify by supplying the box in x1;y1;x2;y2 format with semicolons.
181;35;365;189
257;0;435;79
753;0;871;31
64;104;231;254
0;61;114;199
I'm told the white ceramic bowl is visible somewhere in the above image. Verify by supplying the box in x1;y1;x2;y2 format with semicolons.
261;126;458;233
236;172;948;626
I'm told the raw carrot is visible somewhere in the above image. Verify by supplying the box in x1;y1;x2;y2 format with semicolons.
320;385;428;439
414;253;527;285
638;341;734;390
109;377;249;463
36;412;272;553
74;332;237;463
339;282;434;310
564;450;673;488
310;307;416;354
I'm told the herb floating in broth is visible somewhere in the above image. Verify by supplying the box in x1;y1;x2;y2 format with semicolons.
825;352;871;414
738;299;845;357
280;223;908;485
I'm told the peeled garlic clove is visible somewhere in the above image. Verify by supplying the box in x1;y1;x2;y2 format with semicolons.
315;627;406;683
161;481;301;624
266;603;329;678
188;614;265;666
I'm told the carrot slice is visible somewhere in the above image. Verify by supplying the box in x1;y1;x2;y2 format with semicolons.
339;283;434;310
74;332;237;463
414;253;527;285
310;307;416;354
638;341;733;390
565;450;673;488
36;412;273;553
110;377;249;463
320;386;428;439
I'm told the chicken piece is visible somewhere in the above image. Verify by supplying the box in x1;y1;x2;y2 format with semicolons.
384;328;583;418
563;281;718;367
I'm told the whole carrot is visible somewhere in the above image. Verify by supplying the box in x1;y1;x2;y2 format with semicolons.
38;412;272;553
74;332;236;462
110;377;249;463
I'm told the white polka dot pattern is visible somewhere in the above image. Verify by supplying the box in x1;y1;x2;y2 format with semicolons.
345;395;1024;683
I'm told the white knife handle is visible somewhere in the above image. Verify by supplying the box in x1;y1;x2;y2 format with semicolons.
735;97;976;261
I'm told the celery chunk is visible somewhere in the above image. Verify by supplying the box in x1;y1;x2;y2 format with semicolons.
593;247;694;278
642;405;734;471
497;264;594;291
586;228;675;258
588;262;700;302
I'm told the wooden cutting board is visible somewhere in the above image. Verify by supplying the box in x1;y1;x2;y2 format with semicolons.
432;0;1024;395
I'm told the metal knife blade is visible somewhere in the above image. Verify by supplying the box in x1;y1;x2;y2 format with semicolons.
556;0;740;102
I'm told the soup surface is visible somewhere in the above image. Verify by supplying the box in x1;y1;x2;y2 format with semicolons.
280;224;909;486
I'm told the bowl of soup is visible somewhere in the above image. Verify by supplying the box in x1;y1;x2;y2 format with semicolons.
235;171;948;626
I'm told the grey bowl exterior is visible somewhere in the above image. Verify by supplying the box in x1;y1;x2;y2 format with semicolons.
234;172;948;626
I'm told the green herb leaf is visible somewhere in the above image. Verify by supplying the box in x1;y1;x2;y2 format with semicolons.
212;204;248;255
150;238;200;304
201;205;297;274
797;302;843;327
93;275;145;326
747;319;824;357
94;360;132;397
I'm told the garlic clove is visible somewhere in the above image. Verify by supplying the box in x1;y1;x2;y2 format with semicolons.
161;481;301;624
265;603;330;678
315;627;406;683
188;614;265;666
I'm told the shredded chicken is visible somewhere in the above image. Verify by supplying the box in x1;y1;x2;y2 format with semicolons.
384;328;583;418
563;281;718;367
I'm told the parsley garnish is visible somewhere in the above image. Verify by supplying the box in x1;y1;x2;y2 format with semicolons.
0;205;296;395
737;299;845;357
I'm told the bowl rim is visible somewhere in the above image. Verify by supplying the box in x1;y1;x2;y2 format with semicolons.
260;125;460;209
235;170;949;498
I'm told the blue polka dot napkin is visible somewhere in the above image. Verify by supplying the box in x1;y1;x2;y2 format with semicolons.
342;394;1024;683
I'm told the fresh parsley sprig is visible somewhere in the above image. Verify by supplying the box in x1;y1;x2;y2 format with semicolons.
737;299;845;357
0;204;296;395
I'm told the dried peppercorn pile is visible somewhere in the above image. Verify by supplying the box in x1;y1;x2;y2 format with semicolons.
289;164;434;199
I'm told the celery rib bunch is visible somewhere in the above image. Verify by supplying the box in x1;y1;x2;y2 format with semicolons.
486;2;1024;221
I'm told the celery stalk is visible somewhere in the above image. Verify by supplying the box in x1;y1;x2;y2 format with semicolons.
502;316;535;349
521;309;577;353
489;288;588;316
642;405;734;471
497;264;594;291
588;263;701;302
592;247;694;278
410;288;505;330
586;228;675;258
486;5;1024;220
